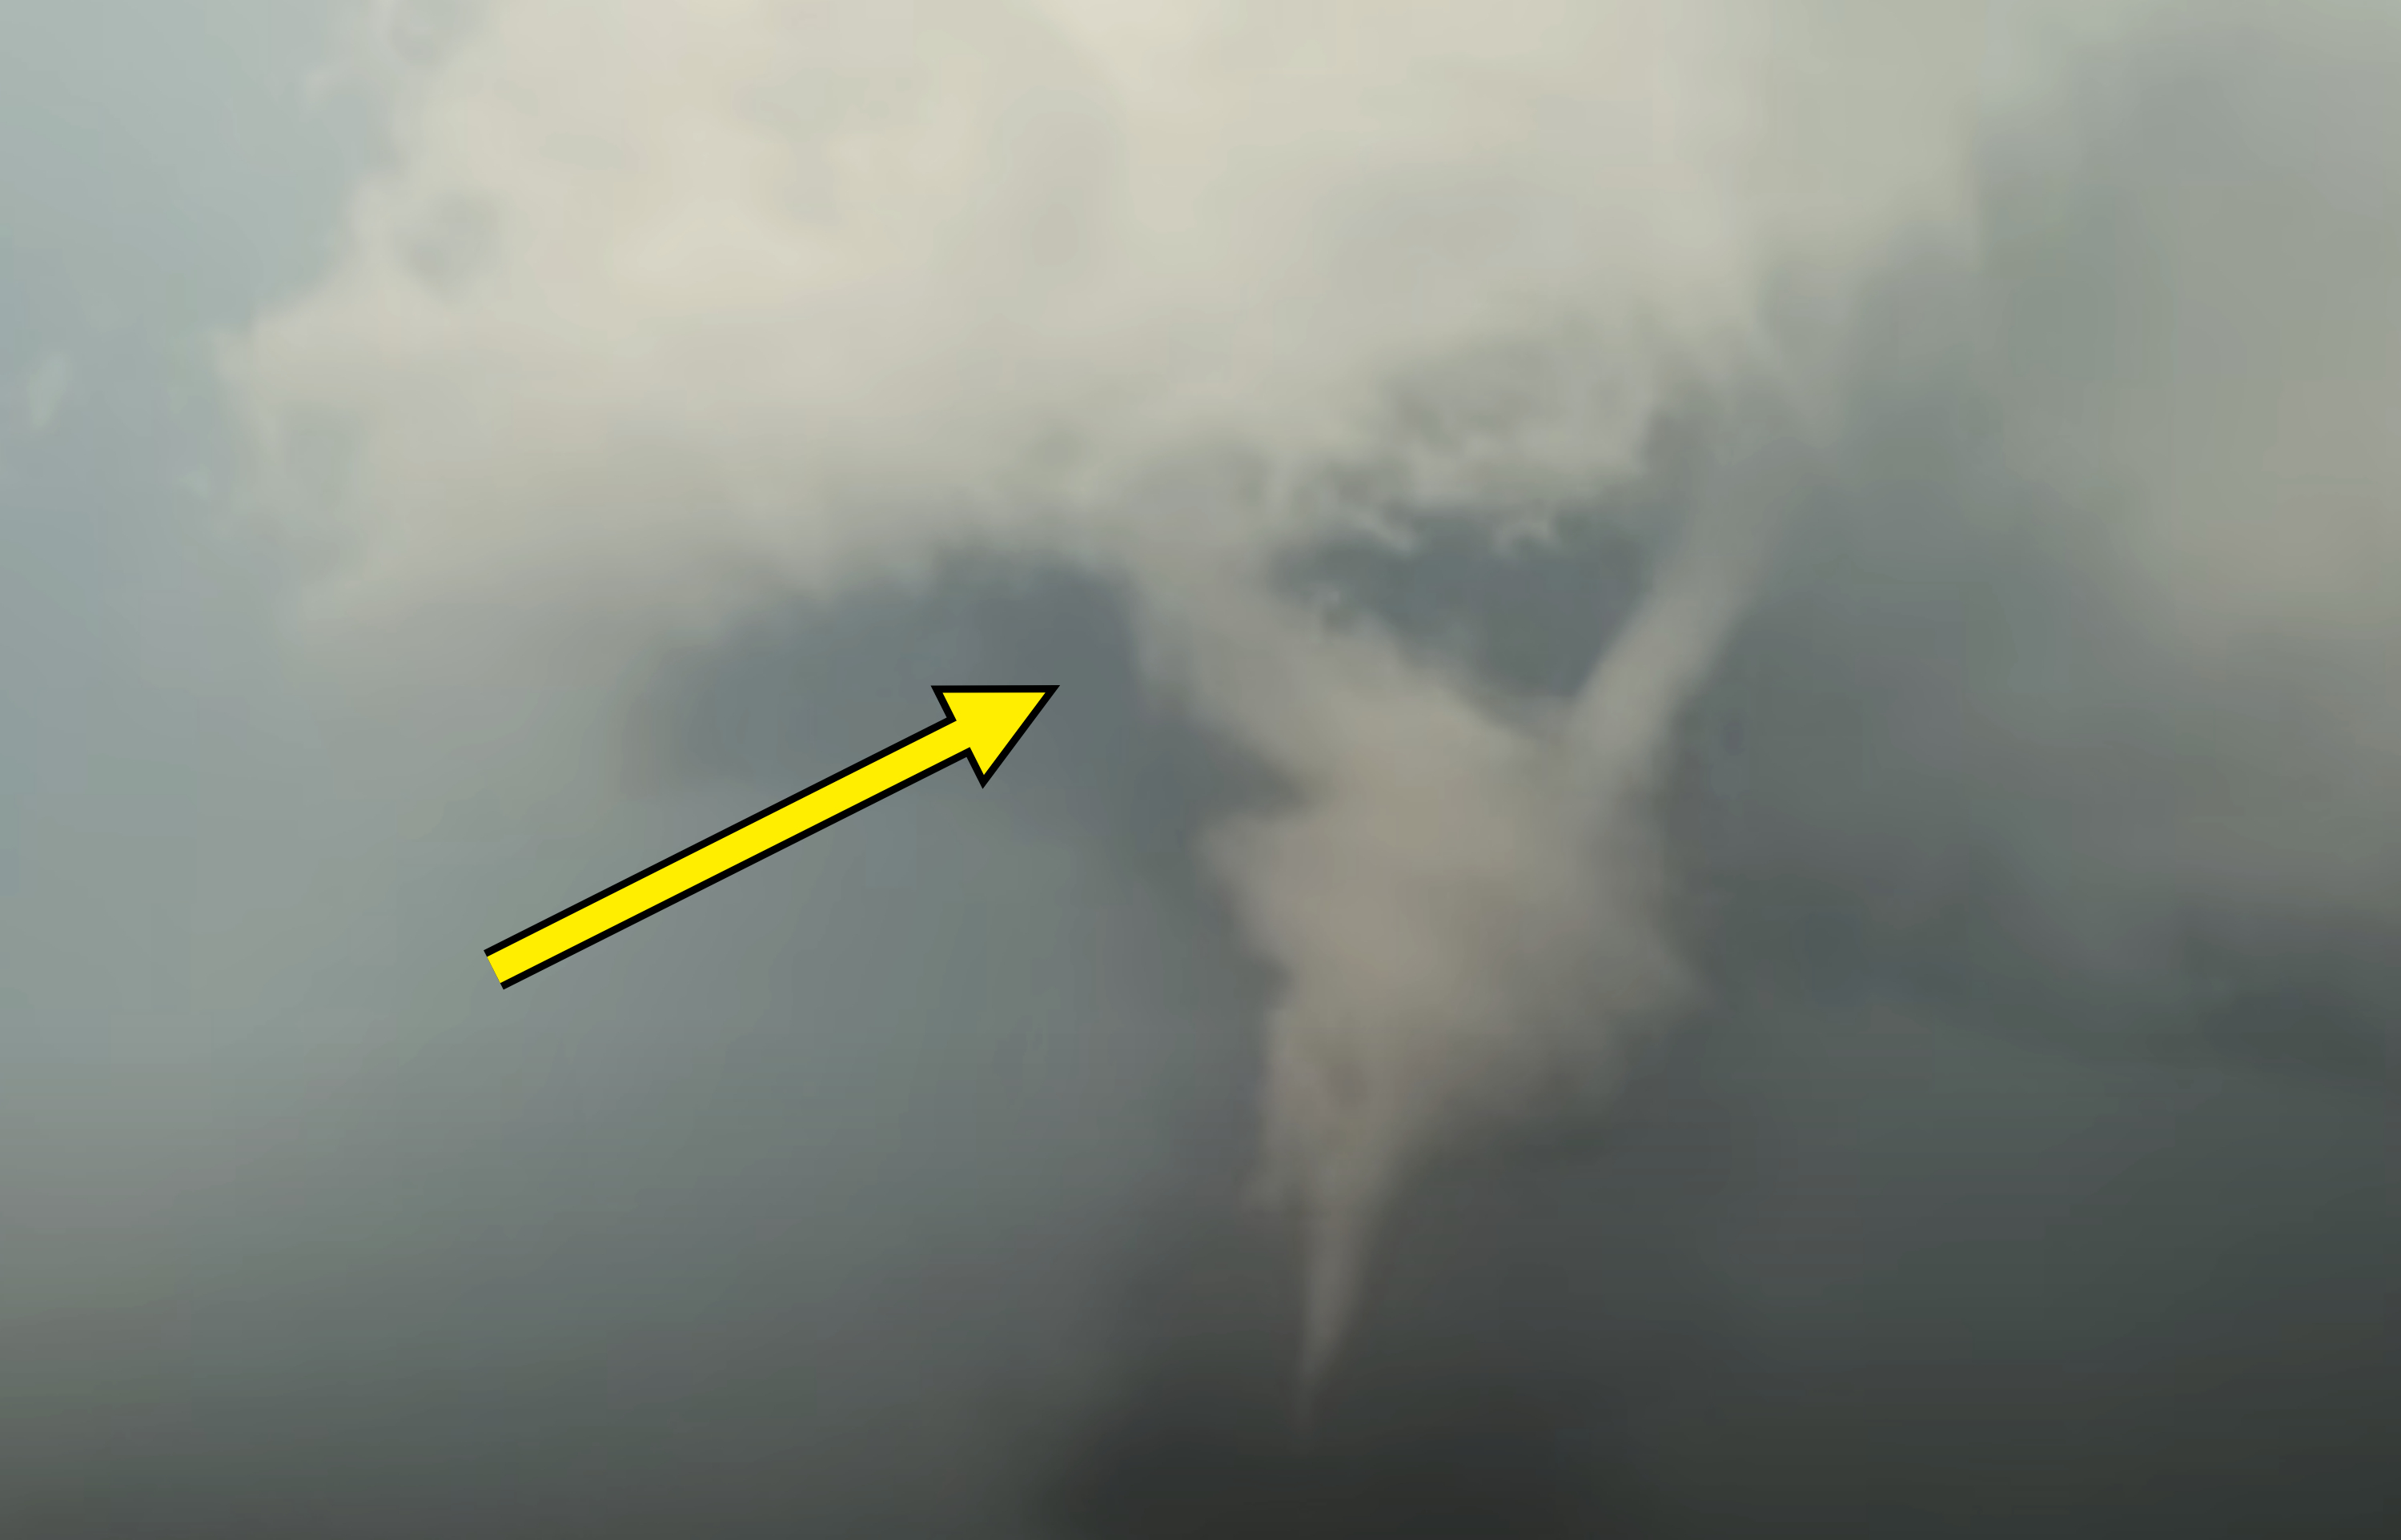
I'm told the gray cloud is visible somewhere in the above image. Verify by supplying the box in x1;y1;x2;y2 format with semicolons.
229;0;2184;1391
6;0;2401;1534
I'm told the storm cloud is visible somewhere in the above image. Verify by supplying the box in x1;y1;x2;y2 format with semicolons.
2;0;2399;1534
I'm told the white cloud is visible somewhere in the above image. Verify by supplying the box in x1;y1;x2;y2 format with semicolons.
228;0;2198;1389
229;0;2157;628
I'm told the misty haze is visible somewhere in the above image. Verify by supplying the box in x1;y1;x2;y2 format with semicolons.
4;2;2400;1535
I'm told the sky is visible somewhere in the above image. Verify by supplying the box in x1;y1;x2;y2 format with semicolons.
3;2;2400;1536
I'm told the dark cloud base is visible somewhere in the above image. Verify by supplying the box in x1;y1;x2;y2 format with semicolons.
633;518;2401;1538
7;543;2399;1535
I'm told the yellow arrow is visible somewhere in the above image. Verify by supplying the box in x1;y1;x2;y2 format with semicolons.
484;686;1057;988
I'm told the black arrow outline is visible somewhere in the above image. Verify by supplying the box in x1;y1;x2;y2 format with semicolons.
484;685;1058;989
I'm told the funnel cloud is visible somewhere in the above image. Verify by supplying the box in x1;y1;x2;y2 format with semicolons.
6;0;2390;1532
230;0;2202;1390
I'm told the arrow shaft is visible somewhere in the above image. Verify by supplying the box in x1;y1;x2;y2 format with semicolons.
486;720;969;986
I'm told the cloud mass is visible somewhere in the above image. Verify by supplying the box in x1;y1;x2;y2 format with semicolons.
230;0;2401;1402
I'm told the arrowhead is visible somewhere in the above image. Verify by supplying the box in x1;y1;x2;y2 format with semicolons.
938;687;1057;784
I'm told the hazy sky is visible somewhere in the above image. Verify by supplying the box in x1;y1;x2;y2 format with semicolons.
5;4;2400;1537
